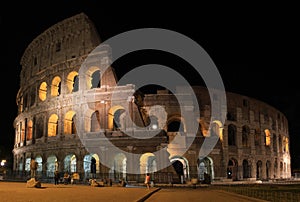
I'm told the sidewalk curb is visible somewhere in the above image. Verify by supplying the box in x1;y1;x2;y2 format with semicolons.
135;187;161;202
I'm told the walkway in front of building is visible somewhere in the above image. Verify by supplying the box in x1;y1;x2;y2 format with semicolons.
0;181;266;202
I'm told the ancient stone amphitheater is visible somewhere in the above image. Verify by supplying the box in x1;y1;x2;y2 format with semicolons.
13;13;291;184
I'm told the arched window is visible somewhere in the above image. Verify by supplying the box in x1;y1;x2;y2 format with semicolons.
168;120;184;132
48;114;58;137
51;76;61;97
91;111;100;132
64;111;76;135
67;71;79;93
39;82;47;101
91;70;101;88
26;120;33;140
228;124;236;146
264;129;271;146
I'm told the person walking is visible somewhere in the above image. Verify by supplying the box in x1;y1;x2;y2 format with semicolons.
54;170;59;185
144;173;151;190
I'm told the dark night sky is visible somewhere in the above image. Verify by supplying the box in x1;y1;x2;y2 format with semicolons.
1;2;299;170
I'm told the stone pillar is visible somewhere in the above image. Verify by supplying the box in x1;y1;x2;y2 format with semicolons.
222;127;229;179
250;129;256;155
77;155;84;174
251;159;256;179
261;160;266;180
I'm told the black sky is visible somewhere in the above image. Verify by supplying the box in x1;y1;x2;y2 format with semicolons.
1;1;299;170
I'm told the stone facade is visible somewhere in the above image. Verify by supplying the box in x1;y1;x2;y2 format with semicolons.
13;13;291;183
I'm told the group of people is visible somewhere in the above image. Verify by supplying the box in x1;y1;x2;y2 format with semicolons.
53;171;80;185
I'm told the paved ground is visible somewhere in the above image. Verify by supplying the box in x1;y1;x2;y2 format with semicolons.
0;181;267;202
145;188;267;202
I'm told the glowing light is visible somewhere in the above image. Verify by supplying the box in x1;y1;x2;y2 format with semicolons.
0;160;6;166
151;124;158;130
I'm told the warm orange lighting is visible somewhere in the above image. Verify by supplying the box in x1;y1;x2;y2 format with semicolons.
39;82;47;101
48;114;58;137
51;76;61;97
264;129;271;146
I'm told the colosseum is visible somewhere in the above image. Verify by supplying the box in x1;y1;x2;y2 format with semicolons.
12;13;291;184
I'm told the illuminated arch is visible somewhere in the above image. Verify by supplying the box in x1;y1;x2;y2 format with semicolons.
83;154;100;178
48;114;58;137
47;155;57;177
140;153;157;174
198;156;214;181
227;158;238;180
66;71;79;93
170;156;190;181
208;120;223;141
64;110;76;135
113;153;127;180
85;66;101;89
264;129;271;146
64;154;77;173
108;105;125;130
39;82;47;101
26;120;33;140
51;76;61;97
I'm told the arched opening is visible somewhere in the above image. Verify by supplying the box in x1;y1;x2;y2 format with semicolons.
140;153;157;175
264;129;271;146
47;155;57;177
91;70;101;88
227;158;238;180
36;117;44;139
83;154;100;179
25;157;31;174
198;157;213;181
48;114;58;137
170;156;189;183
67;71;79;93
108;106;125;130
228;124;236;146
112;153;127;180
84;67;101;90
113;109;126;131
167;120;184;132
256;160;263;180
242;159;251;179
26;120;33;141
51;76;61;97
64;154;77;173
39;82;47;101
91;110;100;132
64;111;76;135
35;155;43;177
